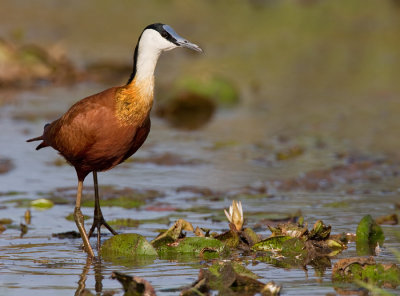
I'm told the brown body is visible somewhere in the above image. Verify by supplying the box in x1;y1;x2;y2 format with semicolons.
27;23;202;257
31;84;151;181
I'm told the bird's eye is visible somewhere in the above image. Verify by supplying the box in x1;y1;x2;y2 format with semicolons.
161;31;168;38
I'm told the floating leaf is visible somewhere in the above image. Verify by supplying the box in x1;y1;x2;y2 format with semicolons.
151;219;193;249
332;257;400;289
281;238;307;258
157;237;227;259
242;228;261;246
214;227;240;249
31;198;54;209
0;218;12;225
251;235;292;252
356;215;385;255
101;233;157;259
268;223;307;238
308;220;331;240
82;196;144;209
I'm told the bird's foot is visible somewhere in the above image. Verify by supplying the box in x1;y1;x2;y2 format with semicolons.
74;207;95;257
88;213;118;250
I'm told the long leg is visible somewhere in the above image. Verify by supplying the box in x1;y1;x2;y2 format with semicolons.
74;180;95;257
88;171;117;250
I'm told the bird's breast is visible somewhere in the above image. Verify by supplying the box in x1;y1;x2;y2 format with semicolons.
115;78;154;126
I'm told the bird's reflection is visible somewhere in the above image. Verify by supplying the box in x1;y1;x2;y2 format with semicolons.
75;256;104;296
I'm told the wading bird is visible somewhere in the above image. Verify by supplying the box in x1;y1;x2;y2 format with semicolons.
27;23;202;257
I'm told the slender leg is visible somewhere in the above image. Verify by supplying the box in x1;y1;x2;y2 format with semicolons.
74;180;95;257
88;171;117;250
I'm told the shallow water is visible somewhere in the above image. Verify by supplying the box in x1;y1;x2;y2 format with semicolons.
1;83;400;295
1;1;400;295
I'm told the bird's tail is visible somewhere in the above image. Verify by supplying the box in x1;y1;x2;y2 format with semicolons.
26;135;48;150
27;123;50;150
26;136;43;142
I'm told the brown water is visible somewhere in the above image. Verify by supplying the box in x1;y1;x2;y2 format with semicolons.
1;1;400;295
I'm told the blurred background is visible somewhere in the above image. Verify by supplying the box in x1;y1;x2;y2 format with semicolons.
1;0;400;157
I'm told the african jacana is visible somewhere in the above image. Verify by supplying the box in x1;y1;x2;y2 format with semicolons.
27;23;202;257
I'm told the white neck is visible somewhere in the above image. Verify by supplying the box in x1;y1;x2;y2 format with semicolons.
133;29;177;84
134;47;161;83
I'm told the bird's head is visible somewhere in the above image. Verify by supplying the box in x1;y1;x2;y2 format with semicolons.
139;23;203;53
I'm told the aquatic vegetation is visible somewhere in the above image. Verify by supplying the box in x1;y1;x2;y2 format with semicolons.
253;219;347;266
30;198;54;209
111;271;156;296
156;91;216;130
376;213;398;225
172;75;240;107
182;261;281;296
224;200;244;231
101;233;157;259
81;196;145;209
356;214;385;255
151;219;194;249
332;257;400;289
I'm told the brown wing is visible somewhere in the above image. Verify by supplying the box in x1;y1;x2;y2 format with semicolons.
31;86;151;180
43;87;119;158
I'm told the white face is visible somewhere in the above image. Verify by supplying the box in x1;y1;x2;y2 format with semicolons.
139;29;177;54
134;25;201;83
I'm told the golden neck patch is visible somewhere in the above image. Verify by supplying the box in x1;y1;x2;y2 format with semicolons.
115;77;154;126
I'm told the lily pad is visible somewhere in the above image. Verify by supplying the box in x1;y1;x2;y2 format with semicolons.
356;215;385;255
242;228;261;246
214;227;240;249
252;235;293;252
31;198;54;209
151;219;194;249
101;233;157;259
157;237;227;259
0;218;12;225
308;220;331;240
332;257;400;289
